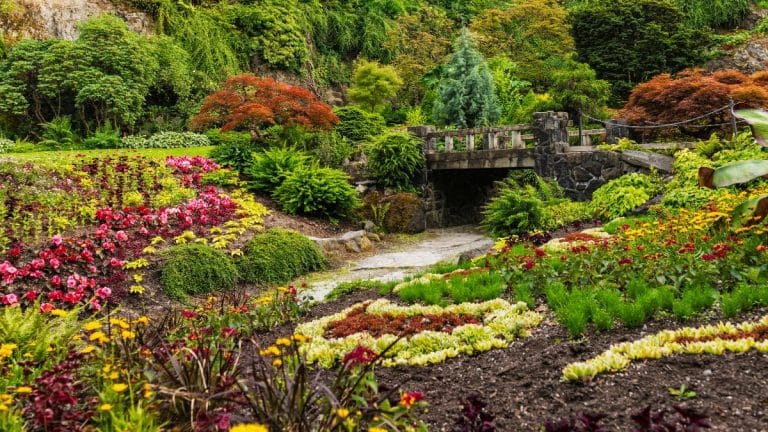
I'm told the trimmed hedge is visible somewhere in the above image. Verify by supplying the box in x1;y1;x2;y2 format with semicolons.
160;243;239;300
237;228;326;286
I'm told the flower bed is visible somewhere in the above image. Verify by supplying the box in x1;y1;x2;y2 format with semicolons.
325;304;481;338
295;299;542;367
562;315;768;381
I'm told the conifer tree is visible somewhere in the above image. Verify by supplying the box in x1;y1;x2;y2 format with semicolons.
433;28;501;129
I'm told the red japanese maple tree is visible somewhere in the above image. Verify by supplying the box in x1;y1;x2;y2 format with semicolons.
190;74;338;132
619;68;768;137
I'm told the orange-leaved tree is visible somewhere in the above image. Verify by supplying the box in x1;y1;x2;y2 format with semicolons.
619;68;768;138
190;74;338;133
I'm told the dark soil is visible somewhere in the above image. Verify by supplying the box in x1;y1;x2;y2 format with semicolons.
257;290;768;431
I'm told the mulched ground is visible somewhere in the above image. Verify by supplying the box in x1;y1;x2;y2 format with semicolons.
257;288;768;431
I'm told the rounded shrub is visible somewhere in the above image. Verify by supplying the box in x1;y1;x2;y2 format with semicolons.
204;129;252;147
590;173;661;219
333;106;386;142
160;243;238;300
273;165;360;220
237;228;326;285
244;147;310;192
481;185;545;237
366;132;424;192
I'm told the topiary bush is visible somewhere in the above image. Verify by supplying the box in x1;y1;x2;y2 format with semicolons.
590;173;661;219
366;132;424;192
333;106;386;142
237;228;326;285
160;243;239;300
273;165;360;221
481;185;546;237
244;147;310;192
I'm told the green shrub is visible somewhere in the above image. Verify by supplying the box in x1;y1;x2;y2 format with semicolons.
543;200;592;230
590;173;660;219
210;141;259;173
273;166;360;220
83;123;121;149
204;129;252;147
0;138;13;153
307;131;355;168
333;106;386;142
160;243;238;300
237;228;325;285
120;135;149;149
366;132;424;192
361;191;424;233
39;116;80;150
481;185;545;237
245;148;310;193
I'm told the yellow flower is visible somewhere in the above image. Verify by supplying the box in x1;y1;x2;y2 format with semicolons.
0;404;7;412
81;345;97;354
0;343;18;358
134;316;150;326
368;428;386;432
112;383;128;393
259;346;281;357
109;372;119;380
109;318;130;330
336;408;350;419
89;331;109;343
0;394;11;403
84;321;102;331
121;330;136;340
230;423;269;432
291;334;307;343
272;359;282;367
15;386;32;394
99;403;113;412
50;309;66;317
275;338;291;346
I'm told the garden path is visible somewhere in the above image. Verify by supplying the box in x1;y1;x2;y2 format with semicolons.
300;227;493;302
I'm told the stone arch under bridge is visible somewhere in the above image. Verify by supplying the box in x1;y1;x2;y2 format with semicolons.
411;112;676;228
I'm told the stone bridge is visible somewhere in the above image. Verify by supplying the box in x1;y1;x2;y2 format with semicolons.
409;112;677;227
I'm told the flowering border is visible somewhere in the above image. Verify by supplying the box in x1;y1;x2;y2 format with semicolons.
295;299;542;367
562;315;768;381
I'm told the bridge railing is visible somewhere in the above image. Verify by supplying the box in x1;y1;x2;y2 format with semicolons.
409;124;606;153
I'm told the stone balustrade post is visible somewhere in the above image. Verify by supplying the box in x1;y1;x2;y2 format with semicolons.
533;111;569;178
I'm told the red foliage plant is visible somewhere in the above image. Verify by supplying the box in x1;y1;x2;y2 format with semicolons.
190;74;339;133
619;68;768;137
326;305;481;338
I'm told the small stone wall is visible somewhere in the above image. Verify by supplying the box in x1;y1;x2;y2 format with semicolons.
546;151;630;201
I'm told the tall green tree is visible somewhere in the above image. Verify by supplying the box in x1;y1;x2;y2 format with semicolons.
348;60;403;112
569;0;707;103
433;28;500;128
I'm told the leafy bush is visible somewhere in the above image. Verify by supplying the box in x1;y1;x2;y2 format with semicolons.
82;123;122;149
361;191;424;233
39;116;80;149
544;201;593;230
366;132;424;192
204;129;252;147
210;141;259;173
481;185;546;237
0;137;13;153
160;243;238;300
120;135;148;149
245;148;310;192
306;131;355;168
273;166;360;220
333;106;386;142
590;173;661;219
237;228;325;285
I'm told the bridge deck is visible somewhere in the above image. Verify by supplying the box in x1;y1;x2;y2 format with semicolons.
426;148;536;170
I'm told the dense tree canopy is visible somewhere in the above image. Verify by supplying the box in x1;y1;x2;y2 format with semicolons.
348;60;403;112
570;0;707;103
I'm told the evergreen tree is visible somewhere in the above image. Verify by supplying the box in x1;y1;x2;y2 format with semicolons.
433;28;500;128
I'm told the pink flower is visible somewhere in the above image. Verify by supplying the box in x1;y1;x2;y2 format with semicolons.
88;265;97;274
67;275;78;289
50;275;61;286
1;294;18;305
49;258;60;269
51;234;63;246
96;287;112;299
115;230;128;242
90;299;101;311
109;258;124;268
40;302;54;313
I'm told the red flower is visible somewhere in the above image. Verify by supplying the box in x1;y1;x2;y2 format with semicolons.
220;327;237;338
534;248;546;258
23;290;37;302
181;310;198;320
1;294;18;305
400;391;425;407
343;345;377;368
40;302;54;313
702;253;716;261
618;257;633;265
96;287;112;299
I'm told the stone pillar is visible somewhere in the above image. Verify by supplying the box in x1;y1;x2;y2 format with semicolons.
467;134;475;151
408;125;437;152
533;111;569;178
444;135;454;152
605;119;629;144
